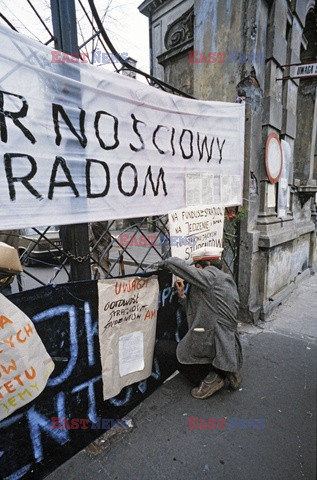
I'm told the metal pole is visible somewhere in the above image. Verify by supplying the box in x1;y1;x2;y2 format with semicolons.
51;0;91;281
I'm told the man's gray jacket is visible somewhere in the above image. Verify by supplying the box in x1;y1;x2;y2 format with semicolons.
165;257;243;373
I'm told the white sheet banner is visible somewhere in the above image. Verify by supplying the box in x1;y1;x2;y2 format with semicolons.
0;25;244;230
0;293;55;420
98;276;159;400
168;204;225;260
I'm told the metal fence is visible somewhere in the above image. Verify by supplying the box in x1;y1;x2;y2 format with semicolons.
2;208;240;294
0;3;240;294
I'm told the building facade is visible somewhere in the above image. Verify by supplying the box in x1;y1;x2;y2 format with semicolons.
139;0;317;322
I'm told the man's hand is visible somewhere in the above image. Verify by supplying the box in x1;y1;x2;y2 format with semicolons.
175;279;185;298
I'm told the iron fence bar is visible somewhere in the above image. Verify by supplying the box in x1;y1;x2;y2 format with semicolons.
19;226;51;264
51;0;91;281
133;227;162;274
78;30;100;49
77;0;120;72
19;268;47;286
0;11;18;31
87;0;195;98
26;0;54;38
45;36;55;45
109;231;148;273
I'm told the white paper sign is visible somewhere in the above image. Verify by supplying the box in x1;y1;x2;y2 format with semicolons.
0;25;244;229
186;174;214;206
278;140;291;218
0;294;55;421
119;331;144;377
98;276;159;400
221;175;242;205
168;204;225;260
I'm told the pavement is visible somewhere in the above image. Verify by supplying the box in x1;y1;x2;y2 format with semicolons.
46;271;317;480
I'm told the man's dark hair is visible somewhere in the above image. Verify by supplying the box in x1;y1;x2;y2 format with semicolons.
209;259;223;270
198;259;223;270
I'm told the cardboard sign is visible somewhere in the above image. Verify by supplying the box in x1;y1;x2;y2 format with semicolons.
0;294;54;420
0;243;22;276
168;204;225;260
98;276;159;400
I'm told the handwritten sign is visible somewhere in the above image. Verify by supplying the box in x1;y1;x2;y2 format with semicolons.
98;276;159;400
168;204;225;260
0;293;54;421
0;25;244;230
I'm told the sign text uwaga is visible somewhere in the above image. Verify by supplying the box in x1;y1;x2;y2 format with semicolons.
103;278;155;330
0;91;226;202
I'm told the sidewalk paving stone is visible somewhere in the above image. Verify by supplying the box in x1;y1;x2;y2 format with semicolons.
46;273;317;480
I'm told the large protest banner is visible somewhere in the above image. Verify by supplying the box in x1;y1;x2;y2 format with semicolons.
168;205;225;260
0;25;244;230
98;276;159;400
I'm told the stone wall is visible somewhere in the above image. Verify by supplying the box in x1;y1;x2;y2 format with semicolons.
139;0;317;322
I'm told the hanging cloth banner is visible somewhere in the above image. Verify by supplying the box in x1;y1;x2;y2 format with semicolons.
0;25;245;230
98;276;159;400
0;293;55;421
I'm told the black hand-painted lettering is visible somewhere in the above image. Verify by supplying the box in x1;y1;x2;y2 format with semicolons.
48;156;79;199
52;103;87;148
4;153;42;201
94;111;119;150
170;127;175;156
217;138;226;164
142;166;167;196
152;125;169;154
0;90;36;144
180;129;193;159
129;113;145;152
117;162;138;196
197;134;214;162
86;159;110;198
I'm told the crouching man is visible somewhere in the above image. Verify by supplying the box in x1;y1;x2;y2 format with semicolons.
156;247;243;399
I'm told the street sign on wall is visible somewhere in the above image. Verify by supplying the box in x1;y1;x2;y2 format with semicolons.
293;62;317;79
277;61;317;81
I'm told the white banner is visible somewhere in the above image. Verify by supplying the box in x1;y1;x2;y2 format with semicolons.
0;25;244;230
168;204;225;260
98;276;158;400
0;294;55;420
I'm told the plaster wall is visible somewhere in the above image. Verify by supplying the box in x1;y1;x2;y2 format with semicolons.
149;0;193;79
266;235;310;298
140;0;317;322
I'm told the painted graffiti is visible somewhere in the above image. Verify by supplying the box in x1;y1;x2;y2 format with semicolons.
0;272;182;479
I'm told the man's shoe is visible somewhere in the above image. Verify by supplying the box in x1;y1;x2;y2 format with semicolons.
227;371;242;390
191;375;224;400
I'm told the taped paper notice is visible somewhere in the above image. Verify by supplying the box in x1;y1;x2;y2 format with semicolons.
98;276;159;400
0;294;55;421
119;331;144;376
221;176;242;205
278;140;291;218
186;174;214;206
